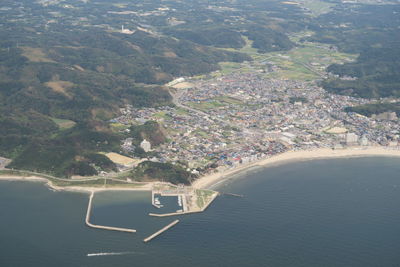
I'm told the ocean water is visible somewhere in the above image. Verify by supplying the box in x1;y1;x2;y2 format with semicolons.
1;157;400;267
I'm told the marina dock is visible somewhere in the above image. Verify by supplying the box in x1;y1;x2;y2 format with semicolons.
85;192;136;233
143;219;180;243
151;191;162;208
149;191;218;217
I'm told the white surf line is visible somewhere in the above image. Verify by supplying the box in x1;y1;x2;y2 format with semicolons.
87;251;142;257
209;177;229;189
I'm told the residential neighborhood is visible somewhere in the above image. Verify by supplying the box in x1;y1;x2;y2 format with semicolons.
112;72;400;176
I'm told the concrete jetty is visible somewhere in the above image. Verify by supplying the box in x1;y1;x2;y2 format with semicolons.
143;220;179;243
221;192;244;198
149;211;194;217
85;192;136;233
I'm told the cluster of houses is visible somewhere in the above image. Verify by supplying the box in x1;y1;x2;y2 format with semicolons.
112;72;400;175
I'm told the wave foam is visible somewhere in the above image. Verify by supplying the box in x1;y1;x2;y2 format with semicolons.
87;251;139;257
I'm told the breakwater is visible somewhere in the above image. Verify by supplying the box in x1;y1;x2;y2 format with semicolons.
85;192;136;233
221;192;244;198
143;219;180;242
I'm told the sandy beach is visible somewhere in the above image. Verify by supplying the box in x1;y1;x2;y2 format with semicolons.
192;146;400;189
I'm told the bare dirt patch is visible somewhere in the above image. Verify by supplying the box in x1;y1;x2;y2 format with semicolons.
154;72;170;82
163;51;178;58
282;1;299;5
21;47;55;63
105;152;140;167
74;65;85;71
172;82;194;89
45;80;74;98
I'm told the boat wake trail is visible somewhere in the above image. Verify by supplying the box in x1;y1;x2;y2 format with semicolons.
87;251;142;257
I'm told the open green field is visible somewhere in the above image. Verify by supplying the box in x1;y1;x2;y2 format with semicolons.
263;42;357;80
110;122;129;132
219;62;245;75
187;100;226;111
195;189;216;209
187;95;246;111
153;111;172;120
175;107;191;115
193;129;210;138
185;95;247;115
238;36;259;56
215;36;260;76
296;0;335;17
214;96;245;105
217;32;357;81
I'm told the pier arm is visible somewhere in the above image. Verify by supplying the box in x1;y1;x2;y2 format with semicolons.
143;220;179;242
85;192;136;233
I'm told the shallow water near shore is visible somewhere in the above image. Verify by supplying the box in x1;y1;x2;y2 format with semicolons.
1;157;400;266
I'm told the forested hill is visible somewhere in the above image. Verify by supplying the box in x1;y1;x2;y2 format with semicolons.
0;31;248;176
310;4;400;98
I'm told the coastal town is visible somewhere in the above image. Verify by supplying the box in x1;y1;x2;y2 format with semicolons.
3;67;399;238
112;72;400;178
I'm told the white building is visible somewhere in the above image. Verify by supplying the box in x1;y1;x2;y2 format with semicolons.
346;133;358;145
140;139;152;152
359;135;369;146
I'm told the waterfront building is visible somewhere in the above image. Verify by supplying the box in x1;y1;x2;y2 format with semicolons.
360;135;369;146
346;133;358;145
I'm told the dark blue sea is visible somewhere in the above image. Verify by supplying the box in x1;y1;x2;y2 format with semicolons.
1;157;400;267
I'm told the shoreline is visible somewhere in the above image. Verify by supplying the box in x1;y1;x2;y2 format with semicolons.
192;146;400;189
2;146;400;192
0;175;153;194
